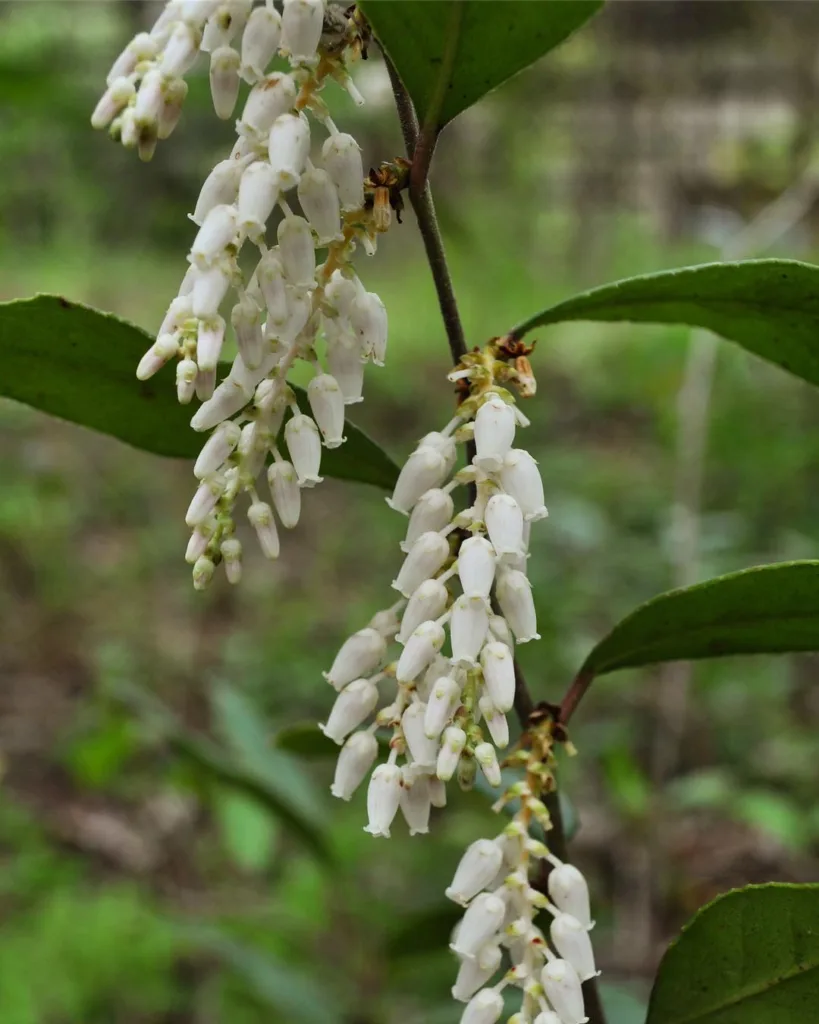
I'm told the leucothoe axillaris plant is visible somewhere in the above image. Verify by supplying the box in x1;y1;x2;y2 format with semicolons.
322;339;597;1022
92;0;401;588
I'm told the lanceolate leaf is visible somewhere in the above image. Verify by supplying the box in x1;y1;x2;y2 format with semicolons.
511;259;819;390
580;561;819;678
0;295;399;490
647;884;819;1024
361;0;602;129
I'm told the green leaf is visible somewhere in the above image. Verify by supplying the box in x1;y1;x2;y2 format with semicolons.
0;294;398;490
274;721;339;759
580;561;819;678
214;790;278;873
647;883;819;1024
511;259;819;390
361;0;601;129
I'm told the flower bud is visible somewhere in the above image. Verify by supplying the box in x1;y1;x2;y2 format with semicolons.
321;678;379;744
478;696;509;749
241;72;298;133
194;421;241;479
210;45;240;119
429;776;447;808
248;500;280;559
479;641;515;714
267;460;301;529
474;742;501;788
267;112;310;190
437;725;466;781
231;294;264;370
186;476;224;527
136;332;180;381
457;535;496;598
501;448;548;522
548;862;593;929
459;988;504;1024
326;332;365;405
298;166;341;244
91;76;135;130
364;762;402;838
488;614;514;649
325;627;386;690
485;493;524;562
399;767;432;836
534;1013;563;1024
324;268;361;320
186;527;211;564
393;531;450;598
397;703;437;768
284;412;322;486
550;913;598;981
191;204;239;265
192;264;232;318
157;76;188;139
106;33;156;86
192;555;215;591
176;357;198;404
451;943;502;1003
281;0;324;61
256;251;289;324
192;159;243;226
197;369;218;402
388;446;448;515
195;315;225;372
496;569;539;643
450;595;489;666
307;373;345;448
541;960;588;1024
474;394;515;473
161;21;201;77
397;577;448;644
396;621;446;684
241;5;282;79
190;376;252;431
220;536;243;585
331;730;378;800
349;291;388;365
424;676;461;739
446;839;504;907
277;214;315;287
450;893;505;958
322;132;364;210
238;160;280;242
276;286;312;345
403;488;454;553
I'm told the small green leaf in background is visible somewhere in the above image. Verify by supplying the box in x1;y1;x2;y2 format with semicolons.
0;295;399;489
361;0;602;129
511;259;819;390
647;883;819;1024
214;790;278;874
579;561;819;678
273;721;339;759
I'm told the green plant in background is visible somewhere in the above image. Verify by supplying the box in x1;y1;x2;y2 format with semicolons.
3;1;819;1023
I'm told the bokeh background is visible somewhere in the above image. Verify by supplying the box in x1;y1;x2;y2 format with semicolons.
2;1;819;1021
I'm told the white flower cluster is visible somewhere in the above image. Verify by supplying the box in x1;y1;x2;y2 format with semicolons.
94;0;390;588
322;381;548;836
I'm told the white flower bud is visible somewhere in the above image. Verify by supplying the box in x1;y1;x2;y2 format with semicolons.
501;448;547;522
393;531;450;598
326;333;365;405
396;621;445;684
241;5;282;79
202;0;251;51
186;477;224;527
256;251;289;324
324;268;361;320
284;412;322;486
399;767;432;836
474;742;501;788
194;420;241;479
424;676;461;739
276;286;312;345
446;839;504;907
534;1013;563;1024
452;944;502;1003
209;45;240;118
136;332;180;381
399;702;438;768
364;763;402;838
420;430;457;475
321;678;379;744
550;913;598;981
267;460;301;528
403;488;454;553
450;595;489;666
298;166;341;244
368;606;402;642
186;527;211;564
192;159;244;225
349;291;388;365
267;112;310;190
474;394;515;473
331;730;378;800
325;627;386;690
241;72;298;133
192;555;215;590
191;204;239;265
496;569;539;643
118;106;139;149
277;214;316;287
157;76;188;140
548;862;593;929
398;577;448;643
457;535;496;598
541;960;588;1024
388;446;447;515
197;366;217;401
192;263;232;318
488;614;514;649
450;893;505;958
322;132;364;210
248;500;280;559
429;776;447;808
176;357;198;404
106;33;156;85
191;376;252;431
478;696;509;749
231;294;264;369
485;493;524;561
307;373;345;448
479;641;515;714
459;988;504;1024
437;725;466;781
221;536;243;585
92;76;135;130
133;68;164;128
161;21;201;77
237;160;280;241
196;315;226;371
281;0;324;61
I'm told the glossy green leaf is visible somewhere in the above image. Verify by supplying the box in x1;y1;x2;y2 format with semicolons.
647;883;819;1024
0;294;398;490
580;561;819;678
511;259;819;390
361;0;602;129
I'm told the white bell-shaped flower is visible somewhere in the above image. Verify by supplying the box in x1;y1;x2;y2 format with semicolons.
396;620;446;683
399;767;432;835
185;477;224;527
241;5;282;79
277;214;316;288
388;446;448;515
397;577;448;644
459;988;504;1024
541;960;588;1024
534;1013;563;1024
446;839;504;906
231;294;264;370
267;460;301;528
457;535;496;598
133;68;164;127
403;488;455;553
322;132;364;210
157;77;188;140
452;943;502;1003
488;614;514;649
401;702;440;767
238;160;280;241
194;420;241;479
284;412;322;486
321;678;379;744
196;315;226;371
478;695;509;749
136;333;180;381
257;250;289;324
298;166;341;244
479;641;515;713
210;45;241;119
548;861;593;929
326;332;365;404
202;0;250;52
349;291;388;365
501;448;547;522
450;595;489;666
186;527;210;565
240;71;298;134
176;357;198;404
393;531;450;598
424;676;461;739
485;493;524;562
496;569;539;643
324;268;361;321
550;913;598;981
331;730;378;800
324;627;386;690
277;286;312;345
364;762;402;838
419;430;457;475
307;373;345;448
161;21;200;77
473;394;515;473
191;376;252;431
192;264;232;319
106;33;156;86
248;500;280;559
474;742;501;788
281;0;324;61
267;112;310;189
436;725;466;781
450;893;506;958
91;76;136;131
191;204;239;265
192;159;244;226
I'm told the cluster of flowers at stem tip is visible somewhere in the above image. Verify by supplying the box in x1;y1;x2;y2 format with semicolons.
93;0;397;588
